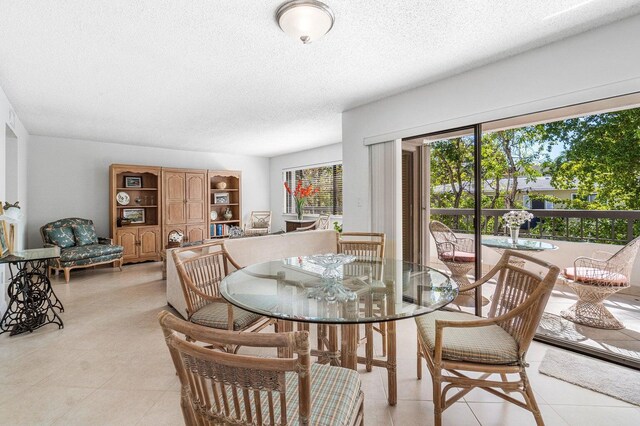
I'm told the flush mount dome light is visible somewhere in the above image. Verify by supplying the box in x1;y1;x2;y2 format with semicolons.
276;0;335;44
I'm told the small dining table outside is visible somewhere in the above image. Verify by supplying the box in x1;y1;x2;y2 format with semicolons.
220;256;458;406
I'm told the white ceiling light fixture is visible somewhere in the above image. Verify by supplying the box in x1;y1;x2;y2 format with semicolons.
276;0;335;44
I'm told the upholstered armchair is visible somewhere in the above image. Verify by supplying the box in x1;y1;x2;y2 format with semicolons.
243;211;272;236
40;218;124;283
561;235;640;329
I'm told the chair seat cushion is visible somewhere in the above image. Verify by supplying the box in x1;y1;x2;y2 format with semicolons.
440;251;475;263
283;363;362;426
563;267;628;286
190;302;262;331
60;244;124;262
416;311;519;365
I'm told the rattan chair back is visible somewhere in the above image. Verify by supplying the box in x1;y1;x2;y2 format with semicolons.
316;213;331;230
485;250;560;355
337;232;385;261
158;311;311;425
172;241;230;318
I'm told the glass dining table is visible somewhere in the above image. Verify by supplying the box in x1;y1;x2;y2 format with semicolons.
220;255;458;405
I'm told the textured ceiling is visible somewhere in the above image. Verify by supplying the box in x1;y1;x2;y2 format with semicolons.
1;1;639;157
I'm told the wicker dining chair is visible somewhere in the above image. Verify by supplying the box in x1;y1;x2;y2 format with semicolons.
561;235;640;329
172;241;272;338
158;311;365;426
244;211;272;236
416;250;560;426
337;232;386;372
295;213;331;232
429;220;476;293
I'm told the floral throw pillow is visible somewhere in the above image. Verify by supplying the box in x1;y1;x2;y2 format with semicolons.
45;226;76;248
72;224;99;246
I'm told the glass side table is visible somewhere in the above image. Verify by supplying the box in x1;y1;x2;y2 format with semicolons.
0;247;64;336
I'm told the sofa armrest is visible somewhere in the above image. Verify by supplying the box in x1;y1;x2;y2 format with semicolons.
98;237;114;245
43;242;58;249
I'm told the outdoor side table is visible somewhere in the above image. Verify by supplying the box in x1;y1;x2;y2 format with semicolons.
0;247;64;336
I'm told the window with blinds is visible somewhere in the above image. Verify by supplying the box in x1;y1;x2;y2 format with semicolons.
284;163;343;215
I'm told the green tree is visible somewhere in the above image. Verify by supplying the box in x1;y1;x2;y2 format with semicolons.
544;109;640;210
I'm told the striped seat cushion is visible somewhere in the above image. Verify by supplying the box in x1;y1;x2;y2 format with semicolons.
563;267;628;286
440;251;475;262
190;302;262;330
416;311;519;365
283;363;362;425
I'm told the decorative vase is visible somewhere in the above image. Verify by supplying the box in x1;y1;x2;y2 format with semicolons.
296;202;304;220
223;208;233;221
509;226;520;245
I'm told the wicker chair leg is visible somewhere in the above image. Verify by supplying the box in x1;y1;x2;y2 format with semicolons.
365;323;373;372
433;370;443;426
520;370;544;426
416;336;423;380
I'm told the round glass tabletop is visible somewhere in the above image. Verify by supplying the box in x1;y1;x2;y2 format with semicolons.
481;237;558;251
220;256;458;324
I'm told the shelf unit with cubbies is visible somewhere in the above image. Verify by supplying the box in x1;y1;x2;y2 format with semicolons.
208;171;242;238
109;164;162;264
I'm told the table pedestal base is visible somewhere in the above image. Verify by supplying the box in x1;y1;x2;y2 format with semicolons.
0;259;64;336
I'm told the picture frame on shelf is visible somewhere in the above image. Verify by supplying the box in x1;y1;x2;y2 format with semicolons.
214;192;229;204
124;176;142;188
122;208;145;224
0;220;9;257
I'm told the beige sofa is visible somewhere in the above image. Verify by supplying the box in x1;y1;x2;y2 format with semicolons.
166;229;338;318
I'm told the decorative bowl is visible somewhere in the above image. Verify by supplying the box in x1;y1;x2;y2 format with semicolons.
215;182;227;190
305;254;357;302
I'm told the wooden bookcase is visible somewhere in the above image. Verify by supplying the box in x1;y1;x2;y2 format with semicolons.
208;171;242;238
109;164;162;264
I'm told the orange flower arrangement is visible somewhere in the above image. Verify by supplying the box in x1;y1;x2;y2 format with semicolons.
284;181;319;219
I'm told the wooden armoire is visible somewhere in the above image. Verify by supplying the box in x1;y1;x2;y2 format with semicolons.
162;168;208;245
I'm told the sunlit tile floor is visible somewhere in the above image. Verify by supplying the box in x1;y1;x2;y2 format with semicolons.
1;262;639;425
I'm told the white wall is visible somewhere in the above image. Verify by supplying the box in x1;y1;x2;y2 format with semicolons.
0;85;29;315
27;136;270;248
342;14;640;234
269;143;342;232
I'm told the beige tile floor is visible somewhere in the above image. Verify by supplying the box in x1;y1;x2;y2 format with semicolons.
1;262;640;425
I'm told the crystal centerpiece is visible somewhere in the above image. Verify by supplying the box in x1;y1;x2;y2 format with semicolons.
305;254;357;302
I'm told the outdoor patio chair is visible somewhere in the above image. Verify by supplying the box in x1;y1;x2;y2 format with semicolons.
429;220;476;292
416;250;560;426
561;235;640;329
158;311;365;426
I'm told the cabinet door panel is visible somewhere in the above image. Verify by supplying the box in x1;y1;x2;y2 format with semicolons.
165;172;186;224
116;229;138;261
138;227;160;257
186;225;206;243
186;173;206;223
